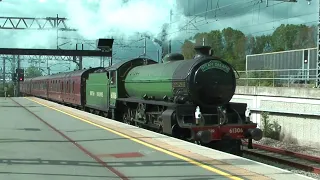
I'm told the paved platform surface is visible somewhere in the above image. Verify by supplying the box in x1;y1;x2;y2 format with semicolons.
0;97;316;180
0;97;237;180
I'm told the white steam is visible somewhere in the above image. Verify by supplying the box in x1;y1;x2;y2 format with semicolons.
64;0;187;40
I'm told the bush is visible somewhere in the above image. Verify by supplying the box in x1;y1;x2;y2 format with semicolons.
0;83;14;97
261;112;281;140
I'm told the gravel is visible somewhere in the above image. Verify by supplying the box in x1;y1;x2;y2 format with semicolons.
253;137;320;158
243;154;320;180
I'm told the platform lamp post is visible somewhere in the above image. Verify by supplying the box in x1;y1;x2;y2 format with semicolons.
96;38;114;66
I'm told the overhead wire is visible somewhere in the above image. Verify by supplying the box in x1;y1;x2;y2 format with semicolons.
169;0;283;36
186;1;285;30
166;1;315;38
168;0;257;28
171;12;317;43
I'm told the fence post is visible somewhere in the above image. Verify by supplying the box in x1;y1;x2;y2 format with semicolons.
273;71;275;87
287;70;289;87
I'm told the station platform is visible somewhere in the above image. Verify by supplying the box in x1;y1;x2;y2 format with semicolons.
0;97;316;180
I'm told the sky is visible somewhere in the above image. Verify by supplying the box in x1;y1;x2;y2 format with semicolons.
0;0;317;74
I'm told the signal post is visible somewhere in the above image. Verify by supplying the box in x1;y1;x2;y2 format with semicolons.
13;68;24;97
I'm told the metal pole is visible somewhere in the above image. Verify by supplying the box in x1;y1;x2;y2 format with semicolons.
47;57;50;75
17;55;20;97
317;0;320;87
168;9;173;54
13;55;16;97
143;36;147;56
56;14;59;49
2;57;5;88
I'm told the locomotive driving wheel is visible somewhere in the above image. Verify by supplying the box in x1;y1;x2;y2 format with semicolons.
135;103;147;124
123;112;130;124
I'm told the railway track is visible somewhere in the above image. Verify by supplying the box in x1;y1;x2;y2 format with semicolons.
242;141;320;174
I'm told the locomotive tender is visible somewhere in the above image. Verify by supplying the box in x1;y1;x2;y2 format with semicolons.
20;45;262;156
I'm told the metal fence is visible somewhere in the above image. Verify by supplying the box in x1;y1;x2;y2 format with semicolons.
236;69;318;88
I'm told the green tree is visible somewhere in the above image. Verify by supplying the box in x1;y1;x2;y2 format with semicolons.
293;26;316;49
271;24;315;51
25;66;42;78
252;35;272;54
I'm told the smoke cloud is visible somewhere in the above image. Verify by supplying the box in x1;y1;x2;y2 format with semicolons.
63;0;187;40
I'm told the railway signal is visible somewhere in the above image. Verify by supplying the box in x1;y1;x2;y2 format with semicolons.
16;68;24;81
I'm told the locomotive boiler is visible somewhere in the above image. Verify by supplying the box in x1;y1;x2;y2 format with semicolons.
124;46;235;107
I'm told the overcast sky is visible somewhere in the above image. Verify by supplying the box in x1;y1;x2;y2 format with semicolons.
0;0;317;73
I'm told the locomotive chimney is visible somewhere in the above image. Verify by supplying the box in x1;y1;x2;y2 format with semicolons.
194;46;212;58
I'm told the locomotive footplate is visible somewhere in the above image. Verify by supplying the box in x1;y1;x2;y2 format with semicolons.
161;105;262;145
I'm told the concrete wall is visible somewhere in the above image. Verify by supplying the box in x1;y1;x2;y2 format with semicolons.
235;86;320;99
231;86;320;148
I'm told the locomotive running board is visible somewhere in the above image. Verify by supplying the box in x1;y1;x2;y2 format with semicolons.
117;97;176;107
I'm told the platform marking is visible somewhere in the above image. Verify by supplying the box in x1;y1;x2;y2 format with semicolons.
25;97;243;180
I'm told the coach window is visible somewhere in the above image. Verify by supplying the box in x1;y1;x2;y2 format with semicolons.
72;81;75;93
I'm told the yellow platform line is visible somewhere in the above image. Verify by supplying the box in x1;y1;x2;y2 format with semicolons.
25;97;243;180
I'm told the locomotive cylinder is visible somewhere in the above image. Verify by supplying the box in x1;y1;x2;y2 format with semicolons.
196;130;212;144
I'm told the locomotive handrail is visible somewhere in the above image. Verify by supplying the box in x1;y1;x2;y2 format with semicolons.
230;66;240;79
233;68;240;79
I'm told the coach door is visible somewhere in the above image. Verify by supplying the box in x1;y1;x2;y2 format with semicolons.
60;80;63;101
109;70;117;108
46;80;49;97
